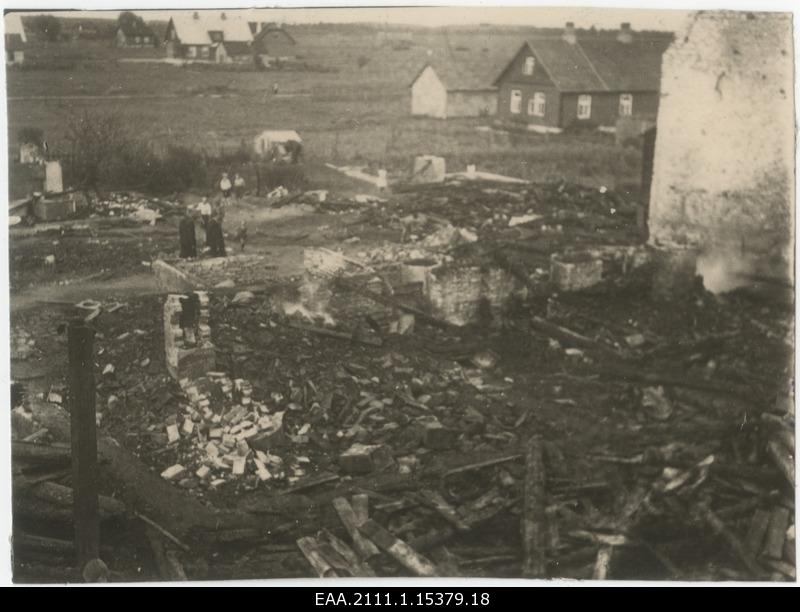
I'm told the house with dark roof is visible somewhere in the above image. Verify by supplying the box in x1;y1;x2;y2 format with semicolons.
252;23;297;62
114;19;157;47
4;13;27;66
164;11;253;62
493;23;671;132
410;60;498;119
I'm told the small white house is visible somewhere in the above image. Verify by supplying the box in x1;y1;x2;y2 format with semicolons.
410;62;497;119
5;13;27;66
253;130;302;158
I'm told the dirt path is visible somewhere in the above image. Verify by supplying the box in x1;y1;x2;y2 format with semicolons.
10;273;161;313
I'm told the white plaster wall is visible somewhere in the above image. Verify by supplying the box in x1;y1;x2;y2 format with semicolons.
411;66;448;119
649;11;795;277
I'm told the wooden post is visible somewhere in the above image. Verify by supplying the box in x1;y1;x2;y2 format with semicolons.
68;319;100;567
522;435;547;578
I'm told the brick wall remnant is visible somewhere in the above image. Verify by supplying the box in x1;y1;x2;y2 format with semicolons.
164;292;215;381
648;11;794;286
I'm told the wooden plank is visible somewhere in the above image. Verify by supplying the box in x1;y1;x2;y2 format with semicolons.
442;453;523;478
417;490;470;531
296;536;338;578
522;435;547;579
592;545;614;580
317;528;376;577
744;509;771;555
762;507;791;559
332;496;380;560
357;519;439;577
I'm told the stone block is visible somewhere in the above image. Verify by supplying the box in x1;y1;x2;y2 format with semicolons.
339;443;394;474
550;254;604;291
416;416;457;450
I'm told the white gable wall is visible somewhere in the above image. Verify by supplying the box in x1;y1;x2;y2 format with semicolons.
411;66;448;119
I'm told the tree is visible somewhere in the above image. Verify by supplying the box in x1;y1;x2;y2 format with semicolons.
117;11;144;31
32;15;61;42
64;111;130;193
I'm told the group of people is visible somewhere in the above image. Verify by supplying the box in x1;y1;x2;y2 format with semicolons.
178;171;252;260
219;172;246;200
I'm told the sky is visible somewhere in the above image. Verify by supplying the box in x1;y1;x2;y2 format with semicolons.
4;4;702;33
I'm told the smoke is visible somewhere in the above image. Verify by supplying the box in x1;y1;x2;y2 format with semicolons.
695;249;758;294
282;273;336;326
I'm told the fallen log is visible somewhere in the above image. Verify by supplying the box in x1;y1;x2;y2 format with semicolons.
522;436;547;579
358;519;439;577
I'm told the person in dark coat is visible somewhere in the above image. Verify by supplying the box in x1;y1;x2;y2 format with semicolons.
206;216;227;258
179;208;197;259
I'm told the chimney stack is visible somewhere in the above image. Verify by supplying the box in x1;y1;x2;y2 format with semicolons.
193;12;199;20
562;22;577;45
221;12;227;20
617;22;633;44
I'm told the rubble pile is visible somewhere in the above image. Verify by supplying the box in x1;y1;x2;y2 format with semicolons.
91;192;178;223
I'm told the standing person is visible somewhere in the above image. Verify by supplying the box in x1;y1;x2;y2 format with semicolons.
206;215;227;258
197;197;212;230
233;173;246;199
219;172;232;199
234;221;247;252
179;207;197;259
273;82;279;95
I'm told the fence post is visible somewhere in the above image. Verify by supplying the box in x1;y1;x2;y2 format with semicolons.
68;319;100;567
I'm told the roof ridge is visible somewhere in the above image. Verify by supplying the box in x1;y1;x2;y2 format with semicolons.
574;41;610;91
525;40;564;91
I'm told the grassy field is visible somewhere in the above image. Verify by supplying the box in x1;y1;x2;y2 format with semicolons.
6;23;643;192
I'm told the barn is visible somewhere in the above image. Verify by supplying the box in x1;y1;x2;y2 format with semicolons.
493;23;671;132
410;62;497;119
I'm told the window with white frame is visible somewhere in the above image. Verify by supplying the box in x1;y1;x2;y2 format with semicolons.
187;45;197;58
531;92;546;117
510;90;522;114
200;46;210;59
619;93;633;116
523;56;536;76
577;94;592;119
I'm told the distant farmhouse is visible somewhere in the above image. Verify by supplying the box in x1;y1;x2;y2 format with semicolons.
5;13;27;66
410;61;498;119
115;19;158;47
494;23;671;132
252;23;297;62
164;11;253;63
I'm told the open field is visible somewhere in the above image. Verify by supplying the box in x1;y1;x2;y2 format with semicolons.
7;25;642;193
